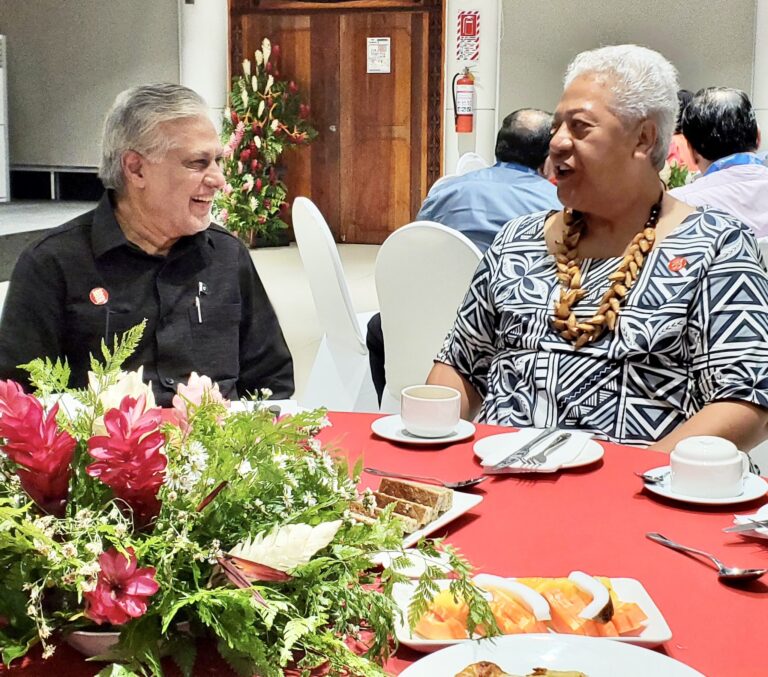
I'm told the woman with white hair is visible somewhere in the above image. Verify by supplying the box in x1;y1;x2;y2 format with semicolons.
429;44;768;451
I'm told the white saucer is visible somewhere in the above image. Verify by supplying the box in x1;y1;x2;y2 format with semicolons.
370;415;476;445
643;465;768;505
473;430;604;470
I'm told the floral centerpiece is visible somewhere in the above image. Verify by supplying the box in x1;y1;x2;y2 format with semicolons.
0;324;494;676
215;37;318;245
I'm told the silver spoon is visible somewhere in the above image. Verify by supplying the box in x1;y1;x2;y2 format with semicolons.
363;467;487;490
634;470;669;485
646;532;768;583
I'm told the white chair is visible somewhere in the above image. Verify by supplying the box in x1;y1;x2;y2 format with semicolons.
375;221;483;412
455;152;490;175
291;197;379;412
427;173;457;196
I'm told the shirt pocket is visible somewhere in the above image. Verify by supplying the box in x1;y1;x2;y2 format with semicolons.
187;302;241;377
65;303;145;351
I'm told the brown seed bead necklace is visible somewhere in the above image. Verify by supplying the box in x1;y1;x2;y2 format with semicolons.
552;196;663;349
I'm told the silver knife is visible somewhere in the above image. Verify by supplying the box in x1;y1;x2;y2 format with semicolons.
723;519;768;533
491;425;559;469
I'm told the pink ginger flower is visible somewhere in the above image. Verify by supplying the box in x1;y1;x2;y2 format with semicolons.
172;372;230;423
222;183;234;196
86;394;167;526
219;208;229;224
84;547;159;625
0;380;76;516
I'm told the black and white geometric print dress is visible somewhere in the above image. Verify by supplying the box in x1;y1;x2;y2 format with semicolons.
437;208;768;446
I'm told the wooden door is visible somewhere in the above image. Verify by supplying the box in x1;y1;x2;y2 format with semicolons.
230;0;442;244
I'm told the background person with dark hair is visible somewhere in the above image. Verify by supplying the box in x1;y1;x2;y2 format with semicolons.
670;87;768;236
415;108;561;253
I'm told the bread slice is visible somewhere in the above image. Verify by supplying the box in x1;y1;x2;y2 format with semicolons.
373;491;437;527
378;478;454;513
349;501;420;534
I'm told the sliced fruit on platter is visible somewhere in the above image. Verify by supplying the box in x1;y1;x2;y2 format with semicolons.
414;574;648;640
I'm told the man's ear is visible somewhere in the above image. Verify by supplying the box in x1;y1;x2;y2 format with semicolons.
634;119;657;161
121;150;147;188
686;138;704;167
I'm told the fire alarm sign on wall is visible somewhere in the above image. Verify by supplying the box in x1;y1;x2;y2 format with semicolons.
457;10;480;61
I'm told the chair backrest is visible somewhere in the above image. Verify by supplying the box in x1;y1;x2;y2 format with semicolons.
455;152;490;175
427;173;456;196
758;236;768;268
375;221;483;398
292;197;367;354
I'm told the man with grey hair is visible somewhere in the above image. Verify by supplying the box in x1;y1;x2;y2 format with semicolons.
0;83;294;405
428;45;768;452
670;87;768;237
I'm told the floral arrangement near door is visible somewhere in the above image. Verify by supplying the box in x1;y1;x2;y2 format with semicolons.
215;38;318;245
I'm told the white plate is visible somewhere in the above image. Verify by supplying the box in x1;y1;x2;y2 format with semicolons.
371;415;476;445
393;576;671;653
370;549;453;578
732;503;768;538
399;633;703;677
228;399;306;416
643;465;768;505
473;431;604;470
402;491;483;548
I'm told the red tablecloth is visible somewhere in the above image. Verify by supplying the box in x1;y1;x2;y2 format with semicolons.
5;412;768;676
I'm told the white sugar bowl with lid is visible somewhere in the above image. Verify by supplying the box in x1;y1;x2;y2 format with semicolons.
670;436;750;498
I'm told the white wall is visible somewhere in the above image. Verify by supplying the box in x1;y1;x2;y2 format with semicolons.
498;0;756;118
0;0;180;168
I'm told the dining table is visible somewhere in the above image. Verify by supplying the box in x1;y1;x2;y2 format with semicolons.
4;411;768;677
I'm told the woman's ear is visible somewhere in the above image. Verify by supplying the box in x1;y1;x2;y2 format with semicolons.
634;119;658;161
121;150;146;188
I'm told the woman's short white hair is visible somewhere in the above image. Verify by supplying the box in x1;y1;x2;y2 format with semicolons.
564;44;679;169
99;83;210;192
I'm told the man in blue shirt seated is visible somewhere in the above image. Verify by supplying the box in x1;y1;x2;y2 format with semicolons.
416;108;561;252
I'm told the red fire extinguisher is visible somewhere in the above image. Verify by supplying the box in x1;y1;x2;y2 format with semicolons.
453;67;475;133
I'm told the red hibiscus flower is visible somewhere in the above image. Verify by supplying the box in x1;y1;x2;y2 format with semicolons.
0;380;76;516
86;394;167;526
84;547;159;625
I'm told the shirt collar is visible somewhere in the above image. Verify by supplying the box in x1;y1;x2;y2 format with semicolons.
703;152;764;176
494;161;539;176
91;191;214;260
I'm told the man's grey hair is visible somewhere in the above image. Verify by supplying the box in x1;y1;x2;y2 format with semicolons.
564;45;679;169
99;83;210;192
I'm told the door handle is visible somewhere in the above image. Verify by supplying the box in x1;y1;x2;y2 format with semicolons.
329;124;337;132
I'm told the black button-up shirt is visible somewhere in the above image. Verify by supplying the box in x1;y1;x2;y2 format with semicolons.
0;193;294;406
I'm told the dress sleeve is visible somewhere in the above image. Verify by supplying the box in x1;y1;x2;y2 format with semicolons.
0;247;66;389
688;220;768;409
236;244;295;399
435;233;502;398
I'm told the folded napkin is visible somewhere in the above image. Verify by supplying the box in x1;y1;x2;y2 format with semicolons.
480;428;592;474
733;509;768;538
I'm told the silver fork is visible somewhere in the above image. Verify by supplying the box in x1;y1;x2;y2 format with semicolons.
522;432;571;466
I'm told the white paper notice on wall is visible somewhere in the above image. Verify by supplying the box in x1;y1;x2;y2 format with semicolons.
457;10;480;61
366;37;391;74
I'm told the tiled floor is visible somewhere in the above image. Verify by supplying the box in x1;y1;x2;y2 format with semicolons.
0;200;378;401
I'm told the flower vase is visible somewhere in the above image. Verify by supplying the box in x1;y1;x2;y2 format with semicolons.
64;628;123;660
65;622;191;660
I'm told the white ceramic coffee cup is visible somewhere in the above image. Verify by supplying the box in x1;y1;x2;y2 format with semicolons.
400;385;461;438
670;436;750;498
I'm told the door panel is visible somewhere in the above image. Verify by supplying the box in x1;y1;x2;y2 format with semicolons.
339;13;418;243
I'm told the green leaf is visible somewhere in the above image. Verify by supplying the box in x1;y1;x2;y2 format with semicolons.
18;356;71;397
